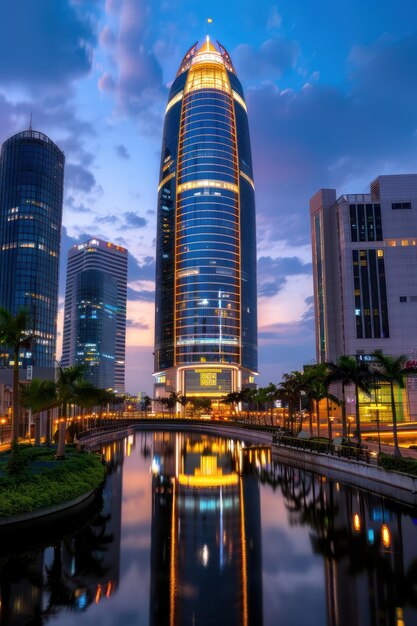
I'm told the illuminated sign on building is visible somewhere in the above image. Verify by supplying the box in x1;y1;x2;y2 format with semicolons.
185;369;231;396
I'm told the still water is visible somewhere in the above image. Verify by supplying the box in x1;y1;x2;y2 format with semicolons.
1;431;417;626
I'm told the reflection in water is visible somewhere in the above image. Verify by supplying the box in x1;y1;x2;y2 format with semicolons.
0;438;126;625
0;433;417;625
265;464;417;626
149;434;266;626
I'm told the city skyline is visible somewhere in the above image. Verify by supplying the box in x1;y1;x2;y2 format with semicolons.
1;1;417;392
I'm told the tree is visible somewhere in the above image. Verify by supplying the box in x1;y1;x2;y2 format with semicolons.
55;364;86;459
0;308;33;441
278;374;305;432
371;351;412;457
326;356;373;445
222;391;241;416
142;395;152;416
20;378;57;446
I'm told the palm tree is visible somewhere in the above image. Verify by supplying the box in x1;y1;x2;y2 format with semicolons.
278;374;307;432
20;378;57;446
0;308;33;441
55;364;86;459
142;395;152;416
371;351;411;457
222;391;241;416
326;356;373;445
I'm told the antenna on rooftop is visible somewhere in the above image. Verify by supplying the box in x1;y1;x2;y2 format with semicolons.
29;113;32;131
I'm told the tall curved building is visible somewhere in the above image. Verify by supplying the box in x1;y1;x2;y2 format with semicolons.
0;129;64;375
154;38;257;405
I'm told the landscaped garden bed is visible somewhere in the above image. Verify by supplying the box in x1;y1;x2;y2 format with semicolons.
0;444;106;518
378;453;417;476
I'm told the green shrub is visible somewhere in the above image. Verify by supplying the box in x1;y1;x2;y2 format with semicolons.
6;441;29;476
379;453;417;476
0;449;105;517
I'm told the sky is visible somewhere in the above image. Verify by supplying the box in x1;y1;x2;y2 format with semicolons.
1;0;417;394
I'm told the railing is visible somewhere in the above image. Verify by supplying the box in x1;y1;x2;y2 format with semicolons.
272;433;373;464
78;417;371;463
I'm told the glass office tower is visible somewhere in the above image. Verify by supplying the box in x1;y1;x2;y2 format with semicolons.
62;239;128;392
154;38;257;403
0;129;64;375
74;269;118;389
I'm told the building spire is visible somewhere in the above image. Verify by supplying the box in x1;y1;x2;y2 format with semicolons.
29;113;32;131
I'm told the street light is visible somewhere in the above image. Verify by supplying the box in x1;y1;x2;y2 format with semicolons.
347;416;355;458
0;418;7;444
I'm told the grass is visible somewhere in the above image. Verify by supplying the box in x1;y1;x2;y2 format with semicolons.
0;444;106;518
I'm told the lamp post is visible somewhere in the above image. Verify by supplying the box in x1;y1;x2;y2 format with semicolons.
0;418;6;444
347;416;355;458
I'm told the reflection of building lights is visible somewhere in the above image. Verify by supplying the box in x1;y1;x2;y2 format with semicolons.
151;457;161;475
178;473;238;488
200;544;209;567
367;529;375;545
74;589;88;611
396;607;405;626
106;581;112;598
353;514;361;532
95;584;102;604
382;524;391;548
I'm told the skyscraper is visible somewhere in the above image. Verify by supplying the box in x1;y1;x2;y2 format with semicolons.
154;38;258;404
61;238;128;392
310;174;417;420
0;128;64;379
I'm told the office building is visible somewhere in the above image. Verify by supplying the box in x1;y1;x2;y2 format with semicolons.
61;238;128;392
154;37;258;404
310;174;417;419
0;128;64;379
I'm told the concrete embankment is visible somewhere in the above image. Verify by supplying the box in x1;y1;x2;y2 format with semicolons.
80;421;417;506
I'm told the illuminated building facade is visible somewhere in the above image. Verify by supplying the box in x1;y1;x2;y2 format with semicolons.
154;38;258;403
310;174;417;420
62;238;128;392
0;129;64;378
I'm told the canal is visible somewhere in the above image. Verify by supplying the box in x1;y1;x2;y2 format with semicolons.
1;431;417;625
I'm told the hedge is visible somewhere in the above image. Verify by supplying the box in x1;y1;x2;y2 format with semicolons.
0;446;105;517
379;453;417;476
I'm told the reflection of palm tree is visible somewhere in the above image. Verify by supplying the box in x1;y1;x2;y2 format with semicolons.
278;462;417;621
44;542;75;613
0;551;43;625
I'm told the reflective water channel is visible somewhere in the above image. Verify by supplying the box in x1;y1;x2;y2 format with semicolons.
1;431;417;626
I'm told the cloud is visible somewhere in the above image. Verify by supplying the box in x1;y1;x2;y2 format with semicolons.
248;33;417;246
99;0;167;129
98;71;116;93
258;256;312;298
128;255;155;281
234;37;300;81
259;296;315;345
65;163;97;193
127;318;149;329
0;0;97;92
99;25;116;48
115;144;130;159
123;211;147;228
127;286;155;302
267;5;282;30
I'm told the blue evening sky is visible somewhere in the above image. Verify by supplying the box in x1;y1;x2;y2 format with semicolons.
1;0;417;392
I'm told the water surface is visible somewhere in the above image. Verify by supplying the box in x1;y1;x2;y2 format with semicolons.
1;431;417;626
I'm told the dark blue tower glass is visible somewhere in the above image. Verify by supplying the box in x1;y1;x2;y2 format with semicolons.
0;129;64;371
154;39;258;399
75;269;118;389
